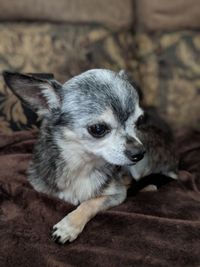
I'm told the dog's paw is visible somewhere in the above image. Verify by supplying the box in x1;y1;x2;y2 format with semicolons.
51;216;82;244
141;184;157;192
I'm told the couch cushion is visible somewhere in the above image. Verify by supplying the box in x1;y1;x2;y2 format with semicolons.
135;31;200;129
0;0;134;30
0;23;137;132
136;0;200;31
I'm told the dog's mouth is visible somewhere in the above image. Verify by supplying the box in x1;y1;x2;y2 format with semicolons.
126;162;137;166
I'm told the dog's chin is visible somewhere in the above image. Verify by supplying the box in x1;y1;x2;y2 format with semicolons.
126;162;137;166
87;150;135;167
102;156;134;167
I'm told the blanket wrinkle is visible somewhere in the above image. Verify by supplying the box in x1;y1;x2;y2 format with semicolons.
0;129;200;267
104;209;200;224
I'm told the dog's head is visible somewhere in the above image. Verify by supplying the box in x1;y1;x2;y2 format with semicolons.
3;69;145;166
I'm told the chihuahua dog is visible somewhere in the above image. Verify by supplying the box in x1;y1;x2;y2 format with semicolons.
3;69;177;244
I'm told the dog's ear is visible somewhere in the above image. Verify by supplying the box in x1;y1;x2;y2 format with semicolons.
118;69;144;102
3;71;62;116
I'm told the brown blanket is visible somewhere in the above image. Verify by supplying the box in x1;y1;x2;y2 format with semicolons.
0;130;200;267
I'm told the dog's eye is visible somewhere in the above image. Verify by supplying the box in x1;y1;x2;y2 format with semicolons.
136;114;145;127
87;124;110;138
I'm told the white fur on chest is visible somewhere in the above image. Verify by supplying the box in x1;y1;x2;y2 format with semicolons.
56;132;109;205
57;166;107;205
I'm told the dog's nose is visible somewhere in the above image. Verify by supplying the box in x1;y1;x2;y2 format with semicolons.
125;147;146;163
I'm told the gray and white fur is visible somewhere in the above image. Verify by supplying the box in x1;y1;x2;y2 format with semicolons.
3;69;177;244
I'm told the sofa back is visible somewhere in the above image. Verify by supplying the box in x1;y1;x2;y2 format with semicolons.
0;0;199;132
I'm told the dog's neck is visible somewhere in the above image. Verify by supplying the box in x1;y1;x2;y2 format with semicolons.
56;135;109;177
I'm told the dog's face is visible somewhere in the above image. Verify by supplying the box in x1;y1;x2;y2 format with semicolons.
4;69;145;166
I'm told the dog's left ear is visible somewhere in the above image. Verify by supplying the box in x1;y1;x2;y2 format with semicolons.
3;71;62;116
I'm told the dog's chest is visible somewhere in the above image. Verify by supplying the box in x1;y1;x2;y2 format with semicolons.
56;165;108;205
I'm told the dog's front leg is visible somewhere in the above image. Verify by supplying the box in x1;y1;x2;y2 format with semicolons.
52;191;126;244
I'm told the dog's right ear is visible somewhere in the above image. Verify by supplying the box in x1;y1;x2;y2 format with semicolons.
118;69;143;102
3;71;62;116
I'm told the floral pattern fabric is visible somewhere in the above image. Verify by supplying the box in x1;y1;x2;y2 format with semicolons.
0;23;137;133
0;24;199;132
136;31;200;129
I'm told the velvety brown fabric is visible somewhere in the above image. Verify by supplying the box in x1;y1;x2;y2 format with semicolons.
136;0;200;31
0;129;200;267
0;0;133;30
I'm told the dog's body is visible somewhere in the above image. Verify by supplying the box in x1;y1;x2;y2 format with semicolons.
3;69;177;244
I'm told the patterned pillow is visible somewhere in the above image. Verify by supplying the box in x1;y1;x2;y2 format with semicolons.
0;22;137;133
135;31;200;130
